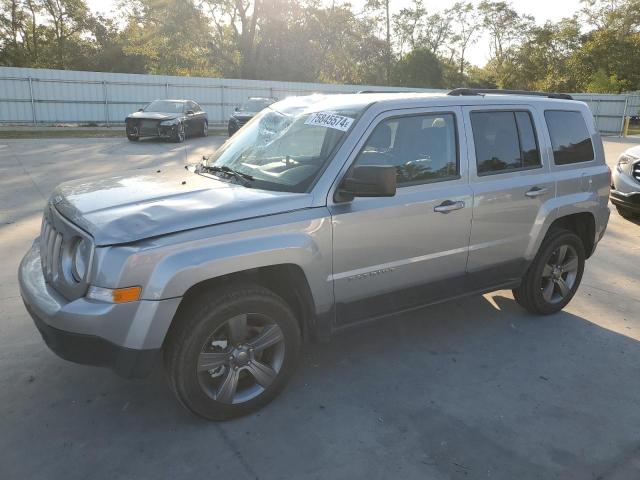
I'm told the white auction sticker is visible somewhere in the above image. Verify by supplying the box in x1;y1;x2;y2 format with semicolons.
304;112;354;131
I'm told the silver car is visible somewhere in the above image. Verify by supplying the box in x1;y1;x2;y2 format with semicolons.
611;145;640;219
19;90;610;420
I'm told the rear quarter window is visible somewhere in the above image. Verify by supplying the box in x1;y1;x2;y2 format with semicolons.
544;110;594;165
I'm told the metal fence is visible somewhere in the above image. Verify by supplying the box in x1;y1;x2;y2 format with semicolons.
0;66;638;135
572;93;636;136
0;67;438;127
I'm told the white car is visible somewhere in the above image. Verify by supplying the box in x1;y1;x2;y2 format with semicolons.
611;146;640;219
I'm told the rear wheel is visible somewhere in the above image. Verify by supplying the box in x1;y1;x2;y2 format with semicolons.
513;229;585;315
164;284;301;420
200;120;208;137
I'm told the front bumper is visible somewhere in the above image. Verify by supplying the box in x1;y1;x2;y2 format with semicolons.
610;190;640;213
126;121;178;139
228;121;240;136
19;241;181;378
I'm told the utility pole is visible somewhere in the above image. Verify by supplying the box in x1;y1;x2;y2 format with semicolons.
385;0;391;85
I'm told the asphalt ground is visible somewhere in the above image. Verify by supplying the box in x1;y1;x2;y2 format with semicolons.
1;134;640;480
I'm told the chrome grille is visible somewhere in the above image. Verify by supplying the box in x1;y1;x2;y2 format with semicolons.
39;205;94;300
40;214;63;284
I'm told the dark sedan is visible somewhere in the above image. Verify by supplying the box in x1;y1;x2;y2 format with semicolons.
125;99;208;142
228;97;277;136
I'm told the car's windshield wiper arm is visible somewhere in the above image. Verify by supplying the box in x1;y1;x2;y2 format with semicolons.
198;163;254;183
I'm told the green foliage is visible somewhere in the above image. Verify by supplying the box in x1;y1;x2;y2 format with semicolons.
393;48;444;88
586;70;626;93
0;0;639;93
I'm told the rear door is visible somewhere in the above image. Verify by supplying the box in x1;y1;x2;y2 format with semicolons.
463;105;554;286
330;107;473;325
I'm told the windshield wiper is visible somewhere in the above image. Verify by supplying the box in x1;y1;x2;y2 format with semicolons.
198;163;254;184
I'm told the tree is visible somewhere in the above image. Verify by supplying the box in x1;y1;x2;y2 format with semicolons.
120;0;215;76
510;19;583;91
40;0;92;67
365;0;392;85
586;69;626;93
392;48;444;88
478;0;534;88
573;28;640;92
449;2;482;79
200;0;262;78
393;1;454;58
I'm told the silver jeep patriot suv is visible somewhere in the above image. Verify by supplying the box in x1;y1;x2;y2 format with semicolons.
19;89;610;420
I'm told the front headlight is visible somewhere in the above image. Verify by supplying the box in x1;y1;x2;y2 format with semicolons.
71;237;91;282
617;154;637;175
160;118;180;126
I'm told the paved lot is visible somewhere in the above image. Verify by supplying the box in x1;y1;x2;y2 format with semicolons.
1;135;640;480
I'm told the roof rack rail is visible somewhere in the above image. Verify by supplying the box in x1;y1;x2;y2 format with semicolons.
447;88;573;100
356;90;418;94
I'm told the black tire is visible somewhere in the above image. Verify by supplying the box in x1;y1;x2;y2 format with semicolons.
164;283;301;420
172;122;185;143
126;134;139;141
200;120;208;137
616;204;640;220
513;228;585;315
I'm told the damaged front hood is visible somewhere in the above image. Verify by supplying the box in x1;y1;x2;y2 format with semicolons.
126;111;181;121
51;167;312;246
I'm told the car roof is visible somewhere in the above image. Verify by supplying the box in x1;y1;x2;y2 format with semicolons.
273;92;581;114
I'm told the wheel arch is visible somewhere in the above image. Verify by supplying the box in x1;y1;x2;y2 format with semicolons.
164;264;317;348
546;212;596;258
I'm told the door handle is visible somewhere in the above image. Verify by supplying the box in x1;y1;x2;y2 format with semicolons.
434;200;465;213
525;186;549;198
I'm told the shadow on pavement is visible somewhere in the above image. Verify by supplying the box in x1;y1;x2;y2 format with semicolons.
2;292;640;479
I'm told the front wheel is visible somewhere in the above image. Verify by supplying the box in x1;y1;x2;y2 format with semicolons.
164;284;301;420
513;229;585;315
172;123;185;143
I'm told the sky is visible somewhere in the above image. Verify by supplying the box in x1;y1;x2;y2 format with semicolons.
86;0;584;66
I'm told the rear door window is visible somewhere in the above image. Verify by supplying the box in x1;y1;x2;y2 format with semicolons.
470;110;541;175
544;110;594;165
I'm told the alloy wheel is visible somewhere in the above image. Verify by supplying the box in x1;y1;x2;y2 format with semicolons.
197;313;285;404
540;244;579;304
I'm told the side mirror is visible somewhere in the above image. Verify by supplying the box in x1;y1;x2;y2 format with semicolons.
336;166;396;201
186;110;194;115
234;107;239;112
137;108;144;112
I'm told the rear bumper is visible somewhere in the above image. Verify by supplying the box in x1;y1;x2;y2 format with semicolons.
610;190;640;212
19;241;181;378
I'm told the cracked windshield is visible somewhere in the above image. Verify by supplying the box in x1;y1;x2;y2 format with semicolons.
203;100;365;192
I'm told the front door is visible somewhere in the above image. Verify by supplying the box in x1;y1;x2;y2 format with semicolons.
330;107;473;326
